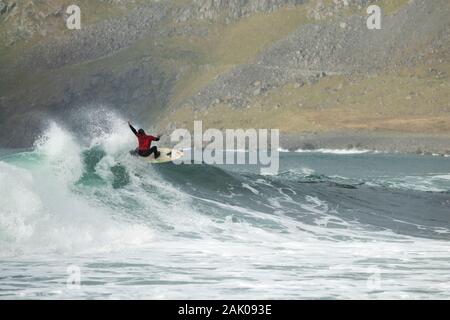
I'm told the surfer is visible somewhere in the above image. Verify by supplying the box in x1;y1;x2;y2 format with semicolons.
128;121;161;158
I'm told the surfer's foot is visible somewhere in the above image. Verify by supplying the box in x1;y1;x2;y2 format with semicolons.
155;151;161;159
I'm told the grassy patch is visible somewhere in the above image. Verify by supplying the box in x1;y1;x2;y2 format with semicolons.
209;6;310;65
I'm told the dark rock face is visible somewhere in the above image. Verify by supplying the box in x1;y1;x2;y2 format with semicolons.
0;1;15;17
0;2;173;148
0;57;174;147
0;2;7;15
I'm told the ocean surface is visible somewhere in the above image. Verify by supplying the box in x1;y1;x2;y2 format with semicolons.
1;119;450;299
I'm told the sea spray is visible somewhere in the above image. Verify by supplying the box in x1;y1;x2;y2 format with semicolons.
0;163;42;244
0;122;154;256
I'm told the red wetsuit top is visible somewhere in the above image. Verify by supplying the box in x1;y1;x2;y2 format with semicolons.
129;124;159;151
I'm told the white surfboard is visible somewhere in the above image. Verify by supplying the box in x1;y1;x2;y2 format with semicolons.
144;148;184;164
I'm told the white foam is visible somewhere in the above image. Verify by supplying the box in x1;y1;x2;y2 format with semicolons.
88;113;135;155
371;174;450;192
242;183;260;195
432;174;450;180
34;122;83;184
0;163;42;243
295;148;371;155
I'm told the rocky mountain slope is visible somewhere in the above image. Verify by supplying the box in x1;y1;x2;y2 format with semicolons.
0;0;449;151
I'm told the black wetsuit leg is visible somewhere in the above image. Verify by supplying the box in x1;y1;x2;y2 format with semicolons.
138;146;158;158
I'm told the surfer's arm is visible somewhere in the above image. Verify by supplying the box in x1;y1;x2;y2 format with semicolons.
150;134;161;141
129;123;138;136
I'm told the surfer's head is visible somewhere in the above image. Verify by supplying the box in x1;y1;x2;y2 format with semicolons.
138;129;145;135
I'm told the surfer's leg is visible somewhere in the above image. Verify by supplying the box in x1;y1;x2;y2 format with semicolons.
148;146;160;158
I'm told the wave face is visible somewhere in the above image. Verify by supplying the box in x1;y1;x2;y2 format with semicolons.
1;113;450;299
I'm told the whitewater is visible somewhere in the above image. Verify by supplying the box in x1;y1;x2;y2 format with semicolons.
1;113;450;299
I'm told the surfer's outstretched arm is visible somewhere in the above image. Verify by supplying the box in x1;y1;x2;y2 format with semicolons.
128;121;138;136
